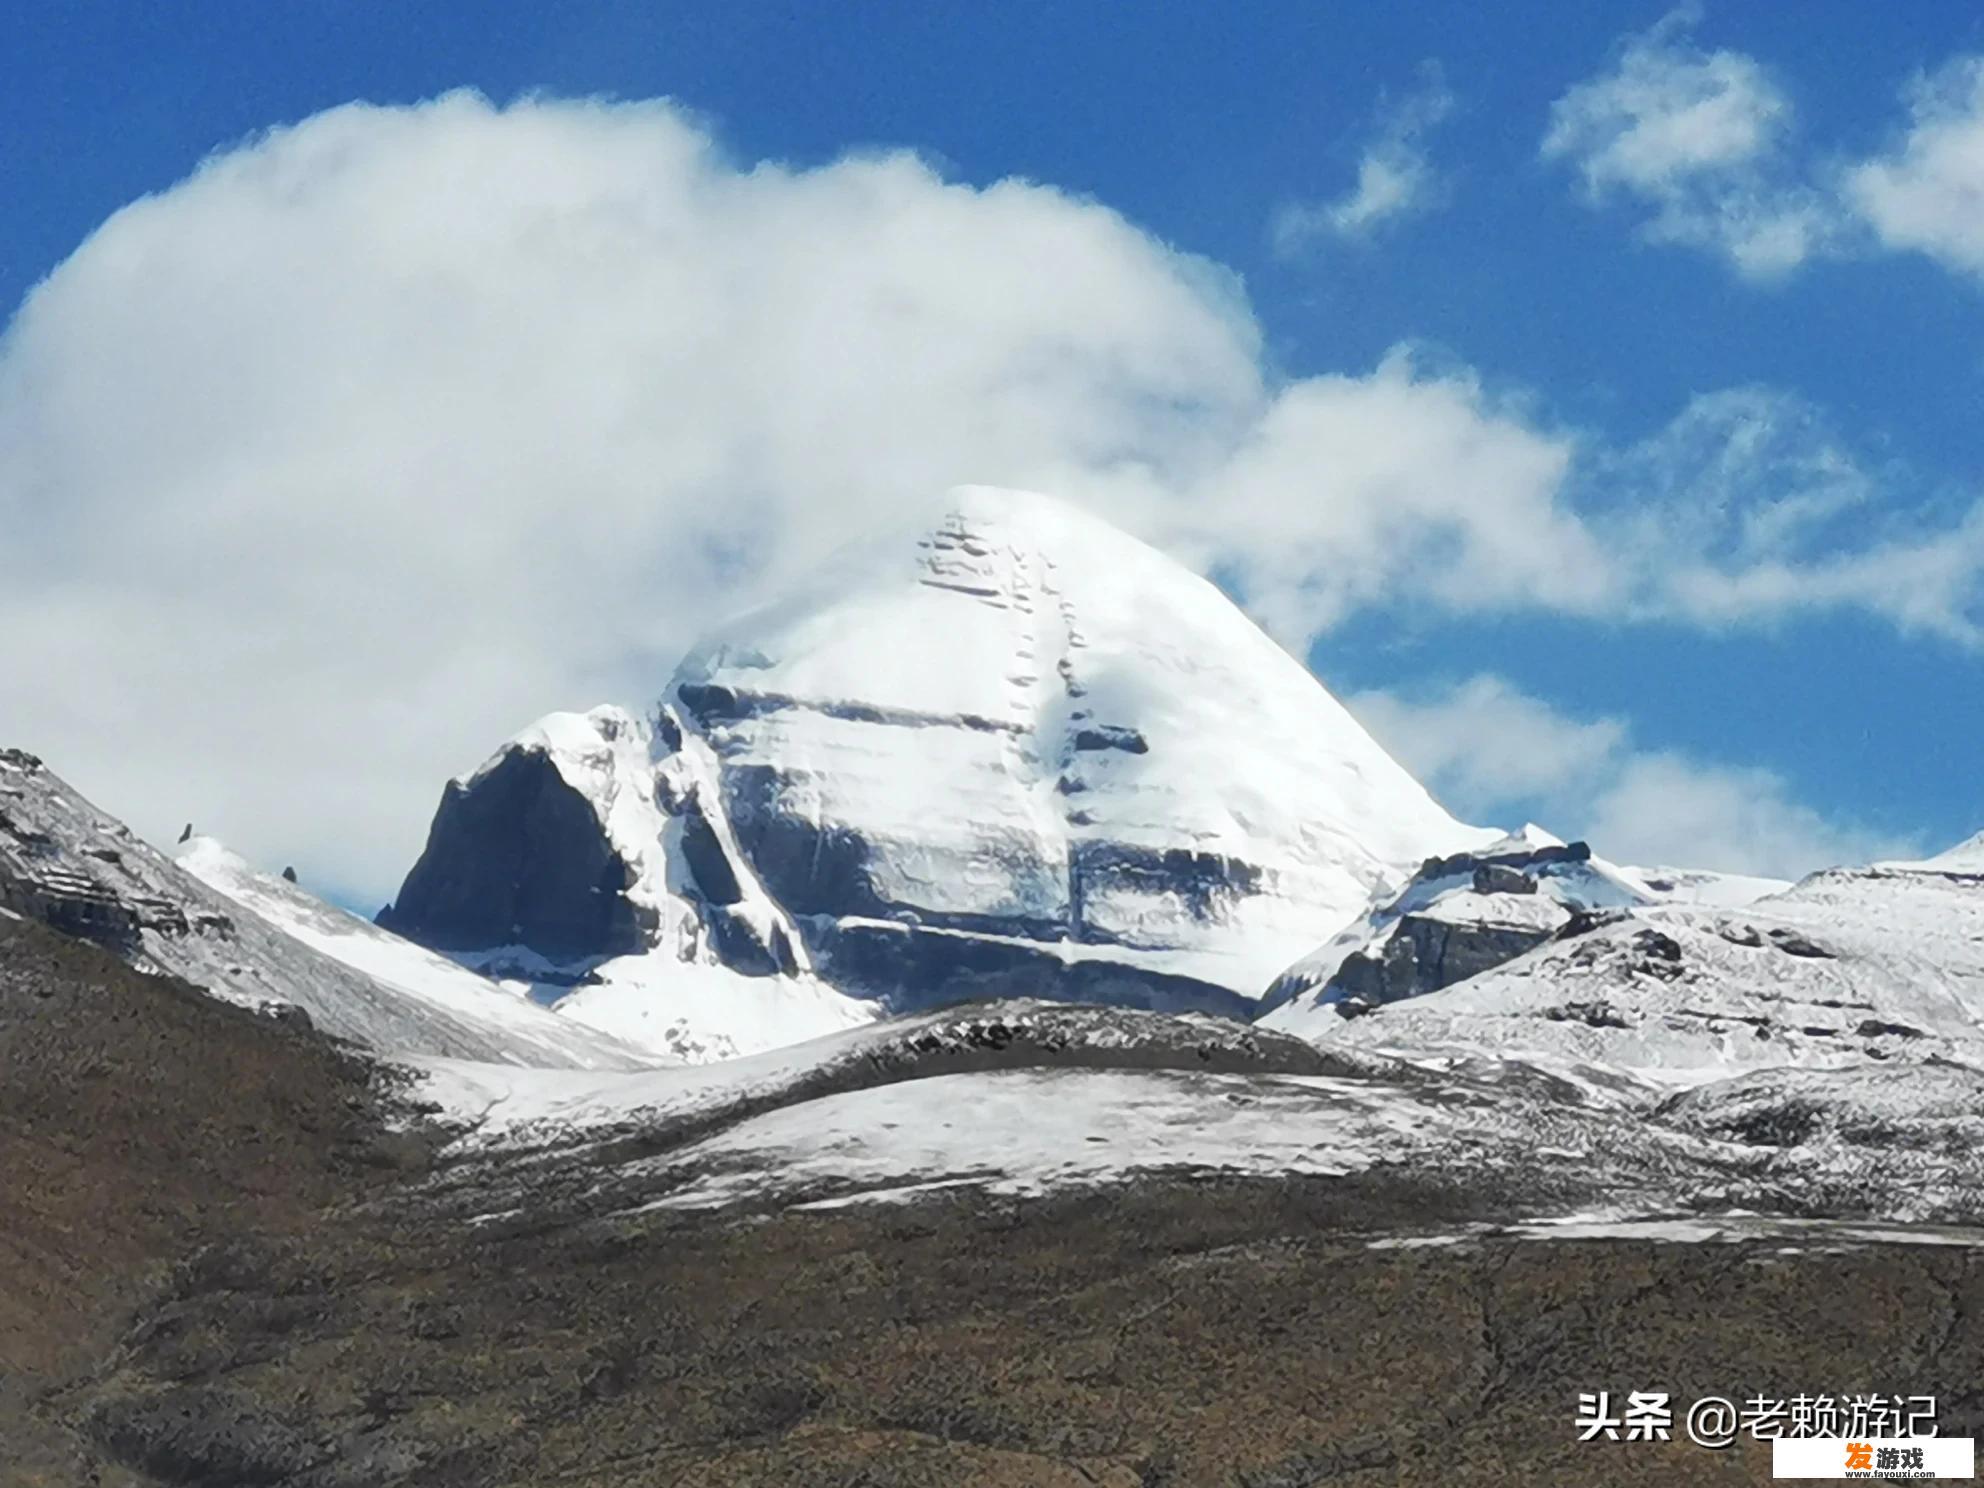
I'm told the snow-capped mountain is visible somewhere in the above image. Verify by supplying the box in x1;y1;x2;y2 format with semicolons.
672;487;1496;997
1257;825;1783;1025
379;485;1495;1055
12;731;1984;1240
0;748;648;1070
1268;835;1984;1091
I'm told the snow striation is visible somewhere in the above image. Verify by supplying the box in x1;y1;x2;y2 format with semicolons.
672;486;1495;1004
0;750;647;1069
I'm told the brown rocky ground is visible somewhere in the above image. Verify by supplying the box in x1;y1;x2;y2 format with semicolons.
6;914;1983;1487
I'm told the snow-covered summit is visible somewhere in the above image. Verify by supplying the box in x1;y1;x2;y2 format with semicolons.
669;484;1495;1002
379;485;1496;1053
679;486;1478;863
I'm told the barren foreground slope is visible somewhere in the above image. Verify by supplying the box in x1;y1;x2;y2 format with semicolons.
7;913;1984;1488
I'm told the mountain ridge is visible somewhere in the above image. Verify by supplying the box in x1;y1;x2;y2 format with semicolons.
0;748;649;1070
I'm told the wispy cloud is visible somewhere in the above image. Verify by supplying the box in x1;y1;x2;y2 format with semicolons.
1349;674;1917;878
1548;13;1984;288
1847;57;1984;280
1597;387;1984;646
1272;62;1455;252
1541;6;1840;278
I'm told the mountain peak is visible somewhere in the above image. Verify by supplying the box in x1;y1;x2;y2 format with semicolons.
384;488;1495;1056
670;485;1493;999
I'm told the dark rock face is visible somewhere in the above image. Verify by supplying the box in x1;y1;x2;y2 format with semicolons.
1066;842;1260;948
704;905;800;979
1070;723;1148;755
1768;927;1835;959
705;757;1268;1012
813;919;1254;1018
1417;840;1590;881
1471;862;1535;896
714;763;930;927
1332;913;1558;1011
677;808;742;906
1;865;149;957
711;759;1265;965
378;749;650;959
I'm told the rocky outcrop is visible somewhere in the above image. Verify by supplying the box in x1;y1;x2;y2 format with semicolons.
1281;852;1984;1087
1328;913;1560;1017
371;706;871;1062
1416;839;1592;881
810;919;1255;1018
1259;831;1660;1026
2;753;217;958
1;748;645;1068
378;746;651;959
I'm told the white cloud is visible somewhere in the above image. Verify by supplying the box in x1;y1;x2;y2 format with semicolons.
1542;7;1841;277
0;92;1616;901
1847;57;1984;279
1347;675;1626;806
1584;753;1906;880
1547;10;1785;186
1170;349;1612;642
1273;63;1455;250
1596;387;1984;645
1348;675;1914;878
0;91;1974;901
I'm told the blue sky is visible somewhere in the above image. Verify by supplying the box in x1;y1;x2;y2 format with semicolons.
4;2;1982;897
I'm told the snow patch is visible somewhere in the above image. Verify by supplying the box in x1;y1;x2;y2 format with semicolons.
177;837;651;1071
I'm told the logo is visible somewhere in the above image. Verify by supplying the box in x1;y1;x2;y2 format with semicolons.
1774;1436;1976;1479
